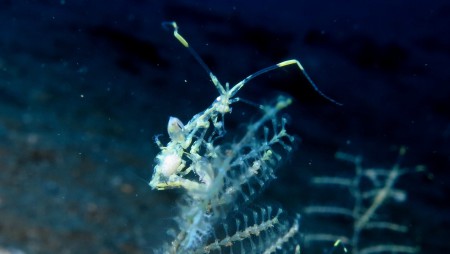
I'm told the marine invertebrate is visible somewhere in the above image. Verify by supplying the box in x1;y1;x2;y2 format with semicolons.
149;21;338;253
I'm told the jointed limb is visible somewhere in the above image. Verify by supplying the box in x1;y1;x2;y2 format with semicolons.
162;21;341;106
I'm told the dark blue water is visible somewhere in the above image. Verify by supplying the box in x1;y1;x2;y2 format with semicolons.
0;1;448;253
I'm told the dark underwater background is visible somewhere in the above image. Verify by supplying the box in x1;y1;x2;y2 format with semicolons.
0;0;449;253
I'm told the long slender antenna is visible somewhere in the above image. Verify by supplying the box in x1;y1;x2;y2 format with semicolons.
162;21;213;76
162;21;226;95
162;21;342;106
230;59;342;106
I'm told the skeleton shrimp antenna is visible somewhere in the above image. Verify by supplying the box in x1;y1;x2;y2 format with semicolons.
162;21;226;95
162;21;341;106
230;59;342;106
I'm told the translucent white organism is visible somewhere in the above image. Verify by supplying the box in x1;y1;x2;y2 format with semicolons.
149;21;339;192
149;21;339;254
